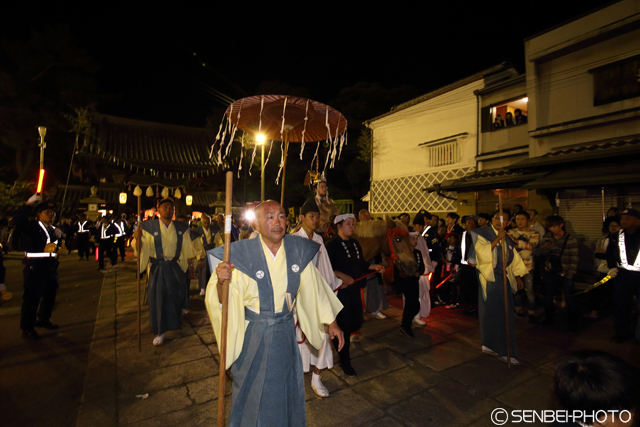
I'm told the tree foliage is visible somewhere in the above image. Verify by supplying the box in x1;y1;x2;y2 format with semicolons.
0;25;100;183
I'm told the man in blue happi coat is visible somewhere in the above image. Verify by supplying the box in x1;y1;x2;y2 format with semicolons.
206;200;344;426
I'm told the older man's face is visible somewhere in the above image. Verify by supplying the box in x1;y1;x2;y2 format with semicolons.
492;213;509;230
256;201;286;245
201;215;210;229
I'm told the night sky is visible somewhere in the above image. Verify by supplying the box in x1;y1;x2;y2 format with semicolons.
2;1;616;128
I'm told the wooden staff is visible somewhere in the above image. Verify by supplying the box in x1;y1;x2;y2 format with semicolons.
218;171;233;427
498;193;511;368
137;195;142;352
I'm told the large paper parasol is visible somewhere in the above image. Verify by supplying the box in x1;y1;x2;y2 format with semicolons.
211;95;348;205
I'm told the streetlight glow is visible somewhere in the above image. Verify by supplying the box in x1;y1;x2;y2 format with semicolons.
256;134;265;144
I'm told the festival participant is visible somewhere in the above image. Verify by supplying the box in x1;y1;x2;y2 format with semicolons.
132;198;196;345
468;211;527;364
396;232;426;337
410;214;434;323
359;209;388;320
459;215;479;314
205;200;344;426
14;196;62;340
508;211;540;322
605;208;640;342
193;213;215;297
326;213;384;376
293;197;343;397
314;175;339;236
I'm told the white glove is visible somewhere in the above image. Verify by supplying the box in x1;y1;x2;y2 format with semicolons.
27;194;41;205
607;268;618;278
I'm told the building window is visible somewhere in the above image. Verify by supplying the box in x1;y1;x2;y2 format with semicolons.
481;96;528;132
428;140;461;167
591;55;640;106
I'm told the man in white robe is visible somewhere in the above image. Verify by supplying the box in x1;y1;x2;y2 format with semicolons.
293;197;342;397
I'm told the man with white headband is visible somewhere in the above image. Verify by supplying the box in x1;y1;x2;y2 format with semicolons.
326;213;384;376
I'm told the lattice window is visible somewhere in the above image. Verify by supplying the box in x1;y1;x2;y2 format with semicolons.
428;141;460;167
370;167;475;214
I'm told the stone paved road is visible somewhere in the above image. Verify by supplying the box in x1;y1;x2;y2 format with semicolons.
2;250;639;427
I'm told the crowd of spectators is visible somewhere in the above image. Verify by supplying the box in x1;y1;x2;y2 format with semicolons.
493;108;528;129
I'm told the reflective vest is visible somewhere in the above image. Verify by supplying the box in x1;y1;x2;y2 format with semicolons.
78;221;89;233
618;230;640;272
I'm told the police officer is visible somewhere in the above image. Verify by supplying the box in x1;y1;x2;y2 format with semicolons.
95;215;117;271
113;214;128;262
606;208;640;343
76;213;91;261
14;195;61;340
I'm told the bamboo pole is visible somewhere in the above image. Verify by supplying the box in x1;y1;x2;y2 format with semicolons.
498;194;511;368
137;195;142;352
218;171;233;427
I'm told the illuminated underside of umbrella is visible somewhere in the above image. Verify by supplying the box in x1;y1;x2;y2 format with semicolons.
211;95;348;205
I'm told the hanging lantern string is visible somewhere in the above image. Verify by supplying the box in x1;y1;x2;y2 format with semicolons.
258;95;264;136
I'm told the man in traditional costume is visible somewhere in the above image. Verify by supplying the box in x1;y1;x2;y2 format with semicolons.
326;214;385;376
313;176;339;237
205;200;344;426
293;197;343;397
193;213;215;297
132;198;196;346
468;211;527;365
358;209;389;320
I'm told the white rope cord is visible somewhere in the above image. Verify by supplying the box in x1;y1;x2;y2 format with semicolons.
338;133;346;160
275;139;284;185
226;99;244;159
330;116;341;168
249;137;258;176
264;139;275;170
310;141;320;170
258;95;264;136
299;99;309;160
280;97;288;137
237;131;245;178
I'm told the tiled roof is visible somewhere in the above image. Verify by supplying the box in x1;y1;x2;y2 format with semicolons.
82;114;217;173
541;138;640;157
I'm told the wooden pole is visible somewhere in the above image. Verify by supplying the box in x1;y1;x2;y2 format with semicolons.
601;187;606;221
137;195;142;353
498;193;511;368
217;171;233;427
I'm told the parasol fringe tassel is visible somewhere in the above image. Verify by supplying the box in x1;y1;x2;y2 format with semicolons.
330;116;341;168
226;124;238;159
338;133;346;160
275;140;284;185
258;96;264;137
323;139;331;172
263;139;274;170
299;99;309;160
237;131;245;178
249;139;258;176
310;141;320;170
280;97;288;138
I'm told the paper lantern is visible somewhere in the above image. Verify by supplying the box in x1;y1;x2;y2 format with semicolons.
185;195;193;206
119;192;127;204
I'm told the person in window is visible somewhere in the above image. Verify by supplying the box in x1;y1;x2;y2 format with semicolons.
493;114;504;129
514;109;528;124
505;112;515;126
